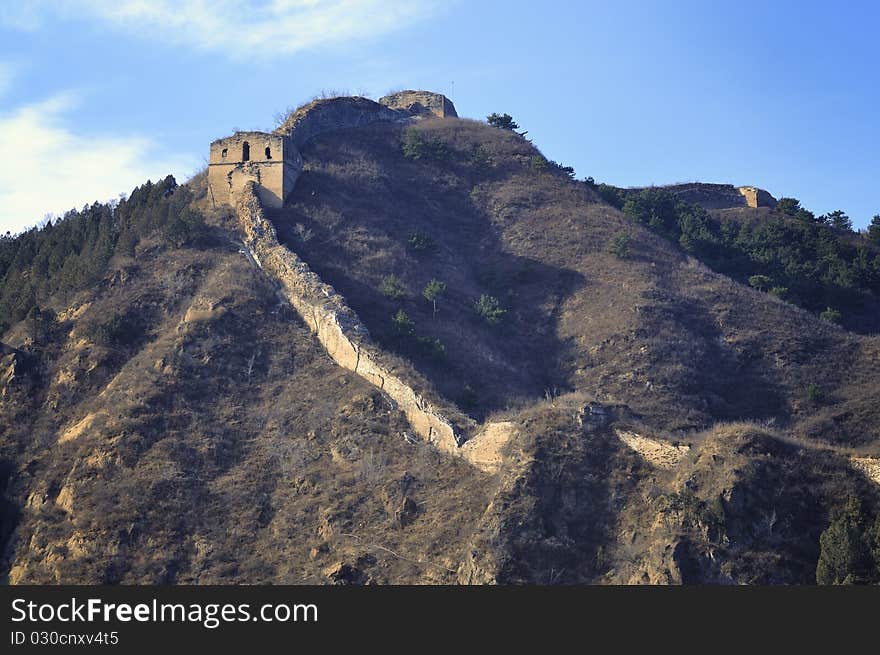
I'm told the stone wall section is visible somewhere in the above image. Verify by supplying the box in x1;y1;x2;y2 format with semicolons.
635;183;777;211
235;182;469;453
737;186;777;209
275;96;409;147
379;90;458;118
221;92;520;468
615;429;690;469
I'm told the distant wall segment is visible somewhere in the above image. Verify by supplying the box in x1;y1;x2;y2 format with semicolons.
379;90;458;118
631;183;778;210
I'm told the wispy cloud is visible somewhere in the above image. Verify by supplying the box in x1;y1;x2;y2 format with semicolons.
0;92;196;234
1;0;442;59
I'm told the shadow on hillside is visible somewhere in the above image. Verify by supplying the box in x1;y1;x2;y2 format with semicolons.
0;459;21;583
271;167;586;420
641;295;788;424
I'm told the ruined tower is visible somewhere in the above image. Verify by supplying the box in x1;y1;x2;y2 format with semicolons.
378;90;457;118
208;131;302;209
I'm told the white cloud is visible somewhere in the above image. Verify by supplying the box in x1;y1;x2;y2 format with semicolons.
0;93;196;235
1;0;442;58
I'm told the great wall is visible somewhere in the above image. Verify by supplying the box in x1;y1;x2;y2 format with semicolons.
212;90;520;469
632;182;777;210
234;180;472;455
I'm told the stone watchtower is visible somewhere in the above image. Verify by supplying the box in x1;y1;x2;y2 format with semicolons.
208;131;302;209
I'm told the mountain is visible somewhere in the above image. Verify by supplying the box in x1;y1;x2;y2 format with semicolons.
2;93;879;584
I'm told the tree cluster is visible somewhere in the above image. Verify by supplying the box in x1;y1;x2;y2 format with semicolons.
618;188;880;322
0;175;204;334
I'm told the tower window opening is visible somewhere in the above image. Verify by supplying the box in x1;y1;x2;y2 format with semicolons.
265;146;272;159
221;148;228;158
242;142;250;161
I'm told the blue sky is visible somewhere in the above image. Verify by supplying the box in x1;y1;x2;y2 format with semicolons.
1;0;877;234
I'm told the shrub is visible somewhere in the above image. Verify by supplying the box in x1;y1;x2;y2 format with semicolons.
423;278;447;318
407;232;436;253
748;275;773;292
806;383;825;405
609;233;631;259
592;182;627;209
529;155;548;171
391;310;415;337
469;145;492;171
658;489;725;535
402;128;450;161
380;274;407;299
819;307;842;324
85;311;144;348
816;497;873;584
474;294;507;326
416;336;446;362
624;188;680;235
868;215;880;245
486;113;519;130
161;208;206;248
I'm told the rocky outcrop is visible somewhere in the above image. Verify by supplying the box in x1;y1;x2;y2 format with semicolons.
235;182;469;453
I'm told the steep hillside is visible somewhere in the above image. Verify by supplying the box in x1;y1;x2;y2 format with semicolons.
2;101;880;584
0;187;491;584
273;118;880;441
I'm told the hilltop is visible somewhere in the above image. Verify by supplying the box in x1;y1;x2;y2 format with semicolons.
1;92;879;584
